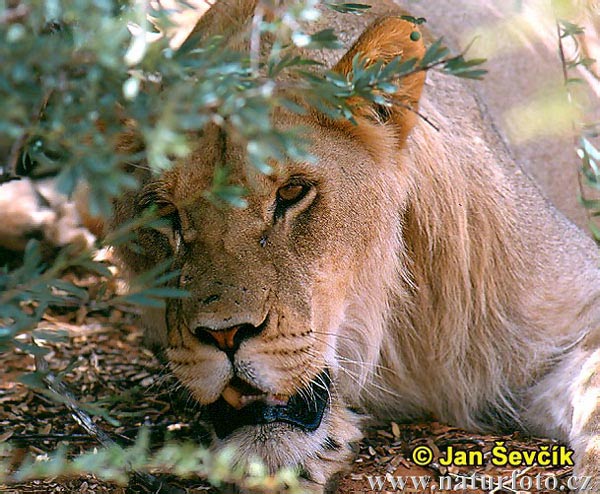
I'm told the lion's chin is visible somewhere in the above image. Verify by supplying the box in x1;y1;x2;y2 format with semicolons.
207;370;331;439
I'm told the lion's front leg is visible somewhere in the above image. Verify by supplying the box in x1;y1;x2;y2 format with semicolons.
526;348;600;490
569;349;600;489
299;405;363;493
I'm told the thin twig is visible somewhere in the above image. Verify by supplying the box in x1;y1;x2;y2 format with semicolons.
556;22;570;85
33;353;186;494
10;433;91;444
393;99;441;132
556;20;595;229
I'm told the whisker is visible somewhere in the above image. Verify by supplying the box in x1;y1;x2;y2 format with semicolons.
309;333;397;374
311;330;379;348
336;363;398;399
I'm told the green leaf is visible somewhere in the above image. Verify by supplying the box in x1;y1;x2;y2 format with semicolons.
119;293;166;308
50;280;89;300
443;55;487;79
559;20;585;38
142;287;190;298
268;54;321;78
589;221;600;242
400;15;427;25
133;259;177;286
32;329;70;343
18;371;48;389
326;2;372;14
305;29;342;50
14;341;51;356
420;38;450;67
581;137;600;161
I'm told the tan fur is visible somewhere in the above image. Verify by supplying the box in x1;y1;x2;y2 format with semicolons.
111;1;600;491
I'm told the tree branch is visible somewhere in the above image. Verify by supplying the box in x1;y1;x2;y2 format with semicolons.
33;353;186;494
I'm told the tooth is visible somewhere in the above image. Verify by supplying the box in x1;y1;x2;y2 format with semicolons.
266;394;290;406
239;394;263;407
221;385;243;409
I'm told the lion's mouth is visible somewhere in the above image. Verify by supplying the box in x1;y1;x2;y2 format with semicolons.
207;370;331;439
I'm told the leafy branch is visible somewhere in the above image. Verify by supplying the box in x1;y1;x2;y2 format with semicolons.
294;37;486;124
556;17;600;240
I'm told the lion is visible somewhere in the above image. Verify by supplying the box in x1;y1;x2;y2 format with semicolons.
110;1;600;491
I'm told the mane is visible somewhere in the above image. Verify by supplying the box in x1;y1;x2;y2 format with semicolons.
337;96;575;431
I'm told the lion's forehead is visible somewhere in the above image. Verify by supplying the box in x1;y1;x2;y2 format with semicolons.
143;117;398;244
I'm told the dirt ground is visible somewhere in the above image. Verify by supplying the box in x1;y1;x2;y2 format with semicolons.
0;271;577;494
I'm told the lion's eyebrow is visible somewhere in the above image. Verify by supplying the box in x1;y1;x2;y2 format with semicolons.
138;180;174;208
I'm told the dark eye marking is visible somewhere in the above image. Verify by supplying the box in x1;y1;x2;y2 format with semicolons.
137;184;182;244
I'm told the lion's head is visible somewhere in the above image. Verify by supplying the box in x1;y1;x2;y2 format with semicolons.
112;15;426;466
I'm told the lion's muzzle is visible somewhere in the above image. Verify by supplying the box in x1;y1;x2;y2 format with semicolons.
207;370;331;438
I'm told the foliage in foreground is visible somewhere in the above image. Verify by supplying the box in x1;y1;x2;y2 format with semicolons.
1;430;303;493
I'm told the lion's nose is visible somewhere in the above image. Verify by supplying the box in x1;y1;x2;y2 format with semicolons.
193;323;263;356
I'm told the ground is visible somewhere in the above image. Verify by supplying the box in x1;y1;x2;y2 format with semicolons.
0;269;577;494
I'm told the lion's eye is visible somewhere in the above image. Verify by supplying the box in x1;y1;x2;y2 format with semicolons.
138;190;183;248
156;205;181;232
153;206;184;250
274;181;314;221
277;183;309;205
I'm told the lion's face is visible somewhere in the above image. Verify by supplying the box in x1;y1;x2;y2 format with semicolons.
141;114;405;435
113;16;425;464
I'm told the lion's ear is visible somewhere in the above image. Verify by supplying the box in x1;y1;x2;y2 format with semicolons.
333;17;426;143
